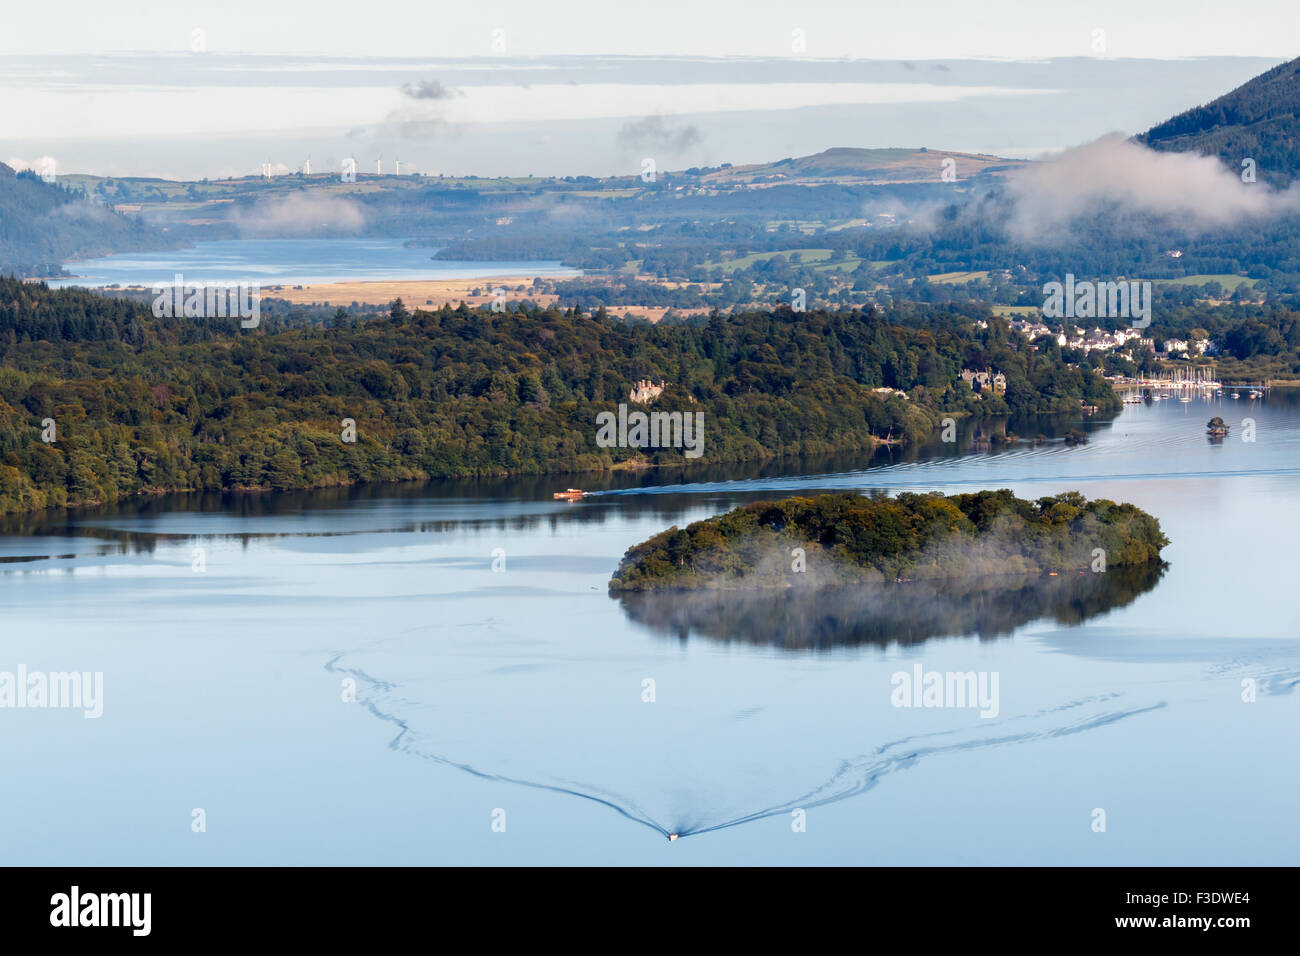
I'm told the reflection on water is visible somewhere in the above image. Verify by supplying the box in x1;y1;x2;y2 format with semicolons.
617;563;1168;650
1;395;1297;863
5;391;1296;562
0;408;1114;558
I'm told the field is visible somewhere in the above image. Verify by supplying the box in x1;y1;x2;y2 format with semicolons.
704;248;835;271
698;147;1028;185
1157;274;1258;289
264;278;684;321
928;270;992;284
264;277;556;308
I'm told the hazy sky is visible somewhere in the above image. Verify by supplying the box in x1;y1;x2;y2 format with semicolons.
3;1;1296;59
1;2;1292;179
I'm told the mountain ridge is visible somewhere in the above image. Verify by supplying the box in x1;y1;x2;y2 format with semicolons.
1136;55;1300;183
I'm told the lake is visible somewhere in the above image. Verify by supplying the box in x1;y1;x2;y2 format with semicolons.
1;393;1297;865
49;237;580;289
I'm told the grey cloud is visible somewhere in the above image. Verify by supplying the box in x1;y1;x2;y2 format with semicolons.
379;108;457;139
615;115;703;155
400;80;462;100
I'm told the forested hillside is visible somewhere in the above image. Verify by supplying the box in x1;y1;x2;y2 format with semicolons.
1137;55;1300;184
0;163;175;276
0;279;1117;514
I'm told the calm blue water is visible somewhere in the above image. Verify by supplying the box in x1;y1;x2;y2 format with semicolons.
50;238;580;288
0;394;1297;864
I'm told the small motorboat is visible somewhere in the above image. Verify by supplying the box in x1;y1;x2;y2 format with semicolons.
1232;392;1240;399
552;488;587;501
668;833;679;842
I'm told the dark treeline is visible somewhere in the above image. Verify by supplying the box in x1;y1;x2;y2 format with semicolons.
0;278;1116;515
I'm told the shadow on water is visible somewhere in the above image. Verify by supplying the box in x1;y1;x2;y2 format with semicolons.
615;563;1167;651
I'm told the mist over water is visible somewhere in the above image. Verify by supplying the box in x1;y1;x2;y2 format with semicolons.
0;394;1297;863
618;563;1167;650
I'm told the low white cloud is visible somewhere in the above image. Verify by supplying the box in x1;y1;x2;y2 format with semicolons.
5;155;57;173
1004;133;1300;240
232;193;365;236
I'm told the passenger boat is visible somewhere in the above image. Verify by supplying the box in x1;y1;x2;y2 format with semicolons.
552;488;587;501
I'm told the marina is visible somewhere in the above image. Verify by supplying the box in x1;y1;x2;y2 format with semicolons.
1111;366;1272;397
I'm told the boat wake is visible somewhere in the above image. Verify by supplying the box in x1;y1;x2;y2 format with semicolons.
325;654;673;838
588;464;1300;499
325;654;1165;841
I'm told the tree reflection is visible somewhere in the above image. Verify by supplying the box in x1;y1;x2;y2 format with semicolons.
616;562;1166;651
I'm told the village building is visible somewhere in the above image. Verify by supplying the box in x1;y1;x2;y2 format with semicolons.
960;369;1007;394
629;379;666;403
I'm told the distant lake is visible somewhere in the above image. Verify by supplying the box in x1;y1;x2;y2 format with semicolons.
2;394;1298;864
50;237;581;288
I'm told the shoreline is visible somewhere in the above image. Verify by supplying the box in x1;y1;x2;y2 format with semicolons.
0;403;1110;524
0;437;898;521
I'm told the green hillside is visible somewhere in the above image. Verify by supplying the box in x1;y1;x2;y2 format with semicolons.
702;147;1025;185
0;163;174;277
1136;56;1300;184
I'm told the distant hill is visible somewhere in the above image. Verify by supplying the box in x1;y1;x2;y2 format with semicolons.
0;163;175;277
697;147;1025;186
1136;55;1300;184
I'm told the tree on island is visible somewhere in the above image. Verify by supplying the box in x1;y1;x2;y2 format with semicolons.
608;490;1170;592
1207;416;1230;436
